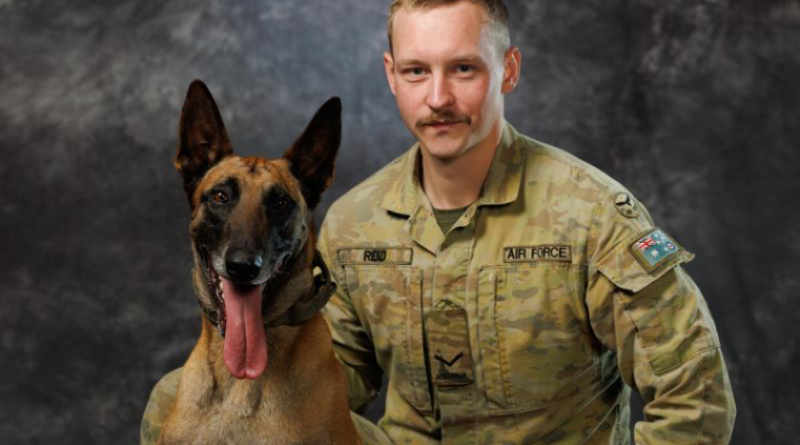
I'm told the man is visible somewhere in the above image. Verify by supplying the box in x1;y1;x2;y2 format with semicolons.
317;0;736;443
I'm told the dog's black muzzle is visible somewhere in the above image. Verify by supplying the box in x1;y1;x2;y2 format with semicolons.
225;249;264;283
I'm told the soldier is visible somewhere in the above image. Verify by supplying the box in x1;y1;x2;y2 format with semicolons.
318;0;736;444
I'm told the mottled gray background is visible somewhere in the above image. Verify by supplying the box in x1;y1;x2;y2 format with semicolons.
1;0;798;443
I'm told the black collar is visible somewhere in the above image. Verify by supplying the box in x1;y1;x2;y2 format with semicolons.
198;250;337;335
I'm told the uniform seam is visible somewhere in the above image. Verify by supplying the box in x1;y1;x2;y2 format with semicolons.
586;187;611;270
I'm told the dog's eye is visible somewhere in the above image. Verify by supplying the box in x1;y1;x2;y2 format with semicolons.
210;190;228;204
271;197;291;212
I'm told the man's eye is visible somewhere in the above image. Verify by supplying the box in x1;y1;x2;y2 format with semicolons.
456;64;474;73
405;67;425;76
210;190;228;204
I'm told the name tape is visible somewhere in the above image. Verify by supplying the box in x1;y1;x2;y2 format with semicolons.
338;247;414;265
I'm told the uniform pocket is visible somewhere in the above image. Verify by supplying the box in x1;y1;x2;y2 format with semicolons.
595;240;718;375
343;265;431;412
477;263;596;414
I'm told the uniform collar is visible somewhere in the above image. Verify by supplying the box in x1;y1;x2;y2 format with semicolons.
380;120;524;216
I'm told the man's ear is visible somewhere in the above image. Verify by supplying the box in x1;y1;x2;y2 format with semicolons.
501;47;522;94
283;97;342;209
175;79;234;199
383;52;398;96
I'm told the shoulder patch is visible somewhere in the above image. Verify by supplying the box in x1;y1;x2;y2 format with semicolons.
630;229;680;272
614;192;640;218
337;247;413;265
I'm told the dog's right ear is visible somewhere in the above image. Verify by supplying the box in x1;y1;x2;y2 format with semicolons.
175;79;234;199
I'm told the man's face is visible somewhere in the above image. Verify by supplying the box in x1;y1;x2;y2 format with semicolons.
385;1;514;160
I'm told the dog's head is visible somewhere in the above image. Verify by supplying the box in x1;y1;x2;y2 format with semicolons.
175;80;340;379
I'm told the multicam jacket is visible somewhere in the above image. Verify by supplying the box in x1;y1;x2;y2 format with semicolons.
318;122;736;444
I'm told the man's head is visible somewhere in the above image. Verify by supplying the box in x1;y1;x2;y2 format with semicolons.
384;0;520;161
387;0;511;59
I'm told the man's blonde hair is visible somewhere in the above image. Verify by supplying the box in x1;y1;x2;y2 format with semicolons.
387;0;511;57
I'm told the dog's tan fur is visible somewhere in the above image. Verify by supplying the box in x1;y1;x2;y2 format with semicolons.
160;316;358;444
158;81;360;445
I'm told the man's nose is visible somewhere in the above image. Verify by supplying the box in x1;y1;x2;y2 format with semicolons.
426;74;454;111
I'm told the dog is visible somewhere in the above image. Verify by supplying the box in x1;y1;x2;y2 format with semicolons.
157;80;361;445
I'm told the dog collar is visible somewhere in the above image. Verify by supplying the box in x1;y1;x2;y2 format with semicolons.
198;249;337;334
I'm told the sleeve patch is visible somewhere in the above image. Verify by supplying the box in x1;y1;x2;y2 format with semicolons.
614;192;640;218
630;229;680;272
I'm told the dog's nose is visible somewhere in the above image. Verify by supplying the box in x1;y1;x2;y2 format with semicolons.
225;250;263;283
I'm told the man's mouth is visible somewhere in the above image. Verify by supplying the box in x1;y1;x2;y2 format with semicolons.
428;120;460;129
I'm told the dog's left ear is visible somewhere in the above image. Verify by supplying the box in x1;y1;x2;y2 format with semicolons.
283;97;341;209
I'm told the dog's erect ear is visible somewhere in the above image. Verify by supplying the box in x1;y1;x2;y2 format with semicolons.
283;97;341;209
175;79;234;198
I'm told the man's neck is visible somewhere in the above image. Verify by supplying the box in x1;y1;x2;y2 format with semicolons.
420;120;504;210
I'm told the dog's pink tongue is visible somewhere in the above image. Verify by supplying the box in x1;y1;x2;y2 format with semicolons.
221;278;268;379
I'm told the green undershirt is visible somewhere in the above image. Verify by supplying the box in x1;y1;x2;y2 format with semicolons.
432;205;470;235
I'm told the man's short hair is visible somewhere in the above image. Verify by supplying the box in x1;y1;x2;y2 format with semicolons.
387;0;511;57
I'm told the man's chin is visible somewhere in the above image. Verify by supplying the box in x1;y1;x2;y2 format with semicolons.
419;140;470;161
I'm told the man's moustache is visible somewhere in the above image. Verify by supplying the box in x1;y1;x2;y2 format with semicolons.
416;113;471;128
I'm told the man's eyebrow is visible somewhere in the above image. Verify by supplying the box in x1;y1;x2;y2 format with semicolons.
449;55;485;64
395;55;486;67
394;58;428;67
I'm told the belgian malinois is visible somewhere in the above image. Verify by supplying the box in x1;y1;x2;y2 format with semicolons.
158;80;360;444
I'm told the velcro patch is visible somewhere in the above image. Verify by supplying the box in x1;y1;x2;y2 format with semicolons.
614;192;640;218
630;229;680;272
337;247;413;265
426;304;474;387
503;245;572;263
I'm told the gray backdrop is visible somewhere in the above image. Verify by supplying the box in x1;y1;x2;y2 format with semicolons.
1;0;798;443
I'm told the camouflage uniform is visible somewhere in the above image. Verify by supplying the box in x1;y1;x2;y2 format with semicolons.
318;122;736;444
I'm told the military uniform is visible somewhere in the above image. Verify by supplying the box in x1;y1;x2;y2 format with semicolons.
318;122;736;444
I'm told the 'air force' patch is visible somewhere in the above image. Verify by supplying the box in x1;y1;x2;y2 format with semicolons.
630;229;680;271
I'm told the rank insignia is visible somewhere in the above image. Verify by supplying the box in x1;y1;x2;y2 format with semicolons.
630;229;680;271
425;304;474;387
614;192;640;218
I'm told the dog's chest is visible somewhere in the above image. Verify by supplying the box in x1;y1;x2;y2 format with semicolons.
163;375;332;445
165;406;333;445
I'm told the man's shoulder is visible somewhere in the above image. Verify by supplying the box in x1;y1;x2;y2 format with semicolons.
511;129;655;233
320;148;412;250
328;150;408;216
517;132;625;197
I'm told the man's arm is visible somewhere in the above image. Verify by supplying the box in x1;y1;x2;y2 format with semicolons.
586;193;736;444
317;217;384;414
140;368;181;445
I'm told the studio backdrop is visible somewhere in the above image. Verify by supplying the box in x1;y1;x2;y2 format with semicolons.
1;0;798;443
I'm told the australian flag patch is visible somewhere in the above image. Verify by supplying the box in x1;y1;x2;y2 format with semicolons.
630;229;680;271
